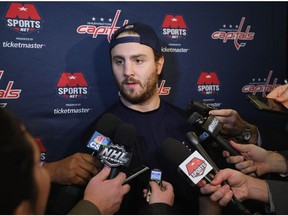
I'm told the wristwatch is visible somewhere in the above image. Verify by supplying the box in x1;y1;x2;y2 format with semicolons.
236;122;252;142
242;127;252;141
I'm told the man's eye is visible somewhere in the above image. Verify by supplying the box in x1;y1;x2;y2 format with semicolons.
114;59;123;65
135;59;143;64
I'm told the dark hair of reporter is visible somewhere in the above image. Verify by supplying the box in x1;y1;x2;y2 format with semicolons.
0;108;37;214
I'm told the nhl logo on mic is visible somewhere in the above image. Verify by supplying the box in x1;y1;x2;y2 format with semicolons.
98;144;132;167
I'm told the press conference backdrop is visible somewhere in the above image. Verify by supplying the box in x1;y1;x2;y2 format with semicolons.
0;2;287;162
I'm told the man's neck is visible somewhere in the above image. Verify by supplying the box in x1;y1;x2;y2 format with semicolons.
120;95;161;112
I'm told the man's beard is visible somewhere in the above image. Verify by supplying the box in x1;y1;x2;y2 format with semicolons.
117;72;158;105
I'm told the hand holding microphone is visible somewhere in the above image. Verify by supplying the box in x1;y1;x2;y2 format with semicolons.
77;166;131;215
198;168;269;209
98;122;136;179
223;140;288;176
49;113;124;214
160;133;253;214
188;112;242;156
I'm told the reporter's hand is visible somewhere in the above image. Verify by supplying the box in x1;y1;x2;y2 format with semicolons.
267;83;288;108
209;109;258;144
198;169;269;206
209;109;246;136
83;166;130;215
198;169;249;206
44;153;102;185
143;180;174;206
223;141;287;176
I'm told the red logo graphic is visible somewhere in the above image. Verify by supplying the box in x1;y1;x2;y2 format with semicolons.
242;70;281;97
211;17;255;50
0;70;22;102
34;137;46;161
4;3;43;34
197;72;220;95
158;80;171;95
162;14;187;40
186;157;207;178
77;10;129;42
56;72;88;99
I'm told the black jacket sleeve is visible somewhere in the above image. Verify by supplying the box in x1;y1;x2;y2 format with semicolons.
267;180;288;214
68;200;101;215
139;203;175;215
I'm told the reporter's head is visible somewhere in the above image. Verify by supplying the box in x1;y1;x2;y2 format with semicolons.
0;108;50;214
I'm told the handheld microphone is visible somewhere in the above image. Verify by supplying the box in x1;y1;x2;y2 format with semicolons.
186;99;217;116
98;122;136;179
87;113;122;155
161;136;253;215
160;137;214;186
186;131;219;173
50;113;123;214
186;131;253;215
188;112;241;156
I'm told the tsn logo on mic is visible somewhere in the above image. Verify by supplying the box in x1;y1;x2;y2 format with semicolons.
179;151;213;185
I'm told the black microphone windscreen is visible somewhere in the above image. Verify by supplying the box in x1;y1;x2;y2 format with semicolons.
187;112;202;126
160;138;191;167
94;113;122;138
114;122;137;151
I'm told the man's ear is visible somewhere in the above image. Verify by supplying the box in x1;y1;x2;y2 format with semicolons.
156;56;165;76
14;200;32;214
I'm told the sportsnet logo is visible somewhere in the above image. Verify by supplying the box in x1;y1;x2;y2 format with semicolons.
186;157;207;178
56;72;88;99
211;17;255;50
197;72;220;95
162;14;187;40
179;151;213;184
3;2;43;34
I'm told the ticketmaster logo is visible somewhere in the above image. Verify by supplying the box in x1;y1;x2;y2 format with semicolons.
161;46;189;53
54;108;91;114
3;41;45;49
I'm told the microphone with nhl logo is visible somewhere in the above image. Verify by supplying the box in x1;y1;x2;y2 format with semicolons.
98;122;137;179
51;113;122;214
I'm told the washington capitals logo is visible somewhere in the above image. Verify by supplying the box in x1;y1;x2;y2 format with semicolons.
0;70;22;107
76;10;128;42
211;17;255;50
56;72;88;100
3;3;43;34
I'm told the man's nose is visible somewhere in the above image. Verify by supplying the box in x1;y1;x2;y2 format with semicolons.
123;61;134;77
